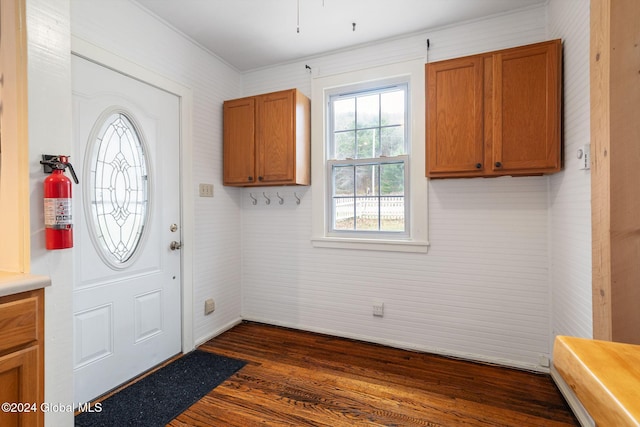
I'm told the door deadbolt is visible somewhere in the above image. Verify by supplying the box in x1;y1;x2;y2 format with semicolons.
169;224;178;232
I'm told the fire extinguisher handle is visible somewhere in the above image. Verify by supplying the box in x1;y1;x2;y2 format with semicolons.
40;155;79;184
66;162;79;184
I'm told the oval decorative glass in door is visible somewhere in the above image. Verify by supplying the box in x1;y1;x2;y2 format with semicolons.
86;109;150;268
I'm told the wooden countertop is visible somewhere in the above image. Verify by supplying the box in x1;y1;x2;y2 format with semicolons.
0;271;51;297
553;335;640;427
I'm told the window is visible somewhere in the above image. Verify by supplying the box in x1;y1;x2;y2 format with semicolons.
311;59;429;252
86;109;150;268
328;85;409;237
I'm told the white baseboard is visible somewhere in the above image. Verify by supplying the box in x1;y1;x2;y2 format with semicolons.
194;317;243;348
550;365;595;427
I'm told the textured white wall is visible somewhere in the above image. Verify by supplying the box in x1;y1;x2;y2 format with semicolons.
69;0;244;345
548;0;592;341
241;6;557;370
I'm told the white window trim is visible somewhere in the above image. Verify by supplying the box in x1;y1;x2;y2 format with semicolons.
311;59;429;253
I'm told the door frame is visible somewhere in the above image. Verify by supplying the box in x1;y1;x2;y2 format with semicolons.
71;36;195;354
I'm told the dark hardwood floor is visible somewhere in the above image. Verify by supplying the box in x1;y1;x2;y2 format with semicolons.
169;321;578;426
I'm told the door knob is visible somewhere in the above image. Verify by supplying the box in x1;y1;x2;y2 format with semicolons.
170;241;182;251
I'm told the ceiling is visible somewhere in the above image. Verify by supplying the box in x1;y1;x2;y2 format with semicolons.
135;0;547;72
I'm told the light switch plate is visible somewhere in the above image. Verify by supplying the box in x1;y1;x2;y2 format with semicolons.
199;183;214;197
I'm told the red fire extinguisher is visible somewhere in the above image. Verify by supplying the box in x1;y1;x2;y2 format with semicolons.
40;155;79;250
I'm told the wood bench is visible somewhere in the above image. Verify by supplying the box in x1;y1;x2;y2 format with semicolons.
553;335;640;426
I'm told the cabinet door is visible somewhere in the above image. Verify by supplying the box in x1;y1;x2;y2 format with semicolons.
0;347;40;427
256;90;295;184
492;40;561;173
426;56;484;177
224;97;256;185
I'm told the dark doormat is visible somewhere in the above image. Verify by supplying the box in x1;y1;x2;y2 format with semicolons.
75;350;246;427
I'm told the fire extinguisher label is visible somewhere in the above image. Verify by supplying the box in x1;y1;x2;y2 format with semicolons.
44;198;73;229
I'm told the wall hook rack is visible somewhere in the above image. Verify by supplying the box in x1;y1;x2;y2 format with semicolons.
276;192;285;205
263;192;271;205
294;192;301;205
249;193;257;205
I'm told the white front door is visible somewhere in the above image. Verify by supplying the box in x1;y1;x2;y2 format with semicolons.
71;55;182;403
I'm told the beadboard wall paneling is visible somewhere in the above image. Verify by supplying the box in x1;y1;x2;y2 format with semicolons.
548;0;592;341
242;180;550;369
70;0;244;344
241;6;555;369
26;1;74;425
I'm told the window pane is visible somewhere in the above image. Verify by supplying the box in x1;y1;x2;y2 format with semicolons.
355;197;379;230
380;125;405;156
356;94;379;128
381;90;405;126
356;164;378;196
356;129;379;159
380;163;404;196
334;198;354;230
333;165;354;196
329;160;406;234
334;131;355;159
380;196;405;231
333;97;355;131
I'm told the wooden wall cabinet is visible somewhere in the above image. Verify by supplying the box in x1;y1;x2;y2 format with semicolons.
426;39;562;178
223;88;310;187
0;289;44;427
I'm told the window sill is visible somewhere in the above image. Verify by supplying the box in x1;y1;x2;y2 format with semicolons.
311;237;429;253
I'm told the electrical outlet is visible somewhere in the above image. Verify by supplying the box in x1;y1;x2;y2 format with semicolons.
199;183;214;197
538;354;550;368
577;144;590;170
373;301;384;317
204;298;215;315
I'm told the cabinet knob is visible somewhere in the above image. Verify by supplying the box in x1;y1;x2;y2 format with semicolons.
258;176;264;181
475;163;482;169
248;176;253;181
495;162;502;168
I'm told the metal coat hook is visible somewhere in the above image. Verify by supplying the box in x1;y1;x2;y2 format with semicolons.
276;192;284;205
294;192;301;205
249;193;257;205
263;192;271;205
